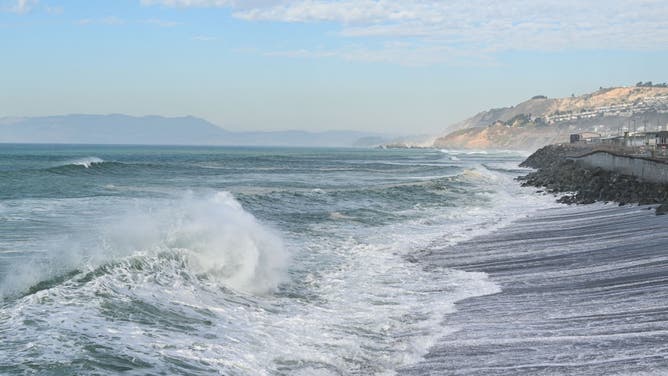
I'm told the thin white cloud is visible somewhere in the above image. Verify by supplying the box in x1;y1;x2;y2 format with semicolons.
2;1;65;15
192;35;218;41
78;16;125;26
140;0;235;7
143;18;181;27
141;0;668;64
44;5;63;15
5;0;38;13
265;42;496;67
265;48;337;59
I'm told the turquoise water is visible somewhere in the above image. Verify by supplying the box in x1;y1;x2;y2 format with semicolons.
0;144;554;375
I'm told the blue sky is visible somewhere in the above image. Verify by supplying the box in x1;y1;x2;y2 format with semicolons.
1;0;667;133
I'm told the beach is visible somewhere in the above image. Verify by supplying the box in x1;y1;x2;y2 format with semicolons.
402;203;668;375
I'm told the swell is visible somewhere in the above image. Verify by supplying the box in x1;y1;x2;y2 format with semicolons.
46;158;173;175
237;167;500;227
0;162;548;375
0;148;559;375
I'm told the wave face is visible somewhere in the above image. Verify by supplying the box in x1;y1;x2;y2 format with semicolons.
65;156;105;168
0;144;557;375
0;191;288;298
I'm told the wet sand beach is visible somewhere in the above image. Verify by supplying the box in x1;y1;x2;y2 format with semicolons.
403;203;668;375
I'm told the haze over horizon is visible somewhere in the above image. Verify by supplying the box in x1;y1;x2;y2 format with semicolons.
2;0;667;134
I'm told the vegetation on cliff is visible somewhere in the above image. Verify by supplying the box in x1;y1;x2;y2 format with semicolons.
434;86;668;151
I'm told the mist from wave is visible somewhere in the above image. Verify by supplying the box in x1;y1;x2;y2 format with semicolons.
0;190;288;299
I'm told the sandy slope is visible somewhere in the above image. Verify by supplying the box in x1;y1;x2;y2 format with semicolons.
401;204;668;376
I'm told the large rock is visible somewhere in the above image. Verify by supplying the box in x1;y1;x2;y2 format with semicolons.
519;145;668;208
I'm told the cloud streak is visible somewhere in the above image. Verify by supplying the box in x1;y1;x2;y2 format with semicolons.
143;0;668;64
140;0;235;7
192;35;218;41
77;16;125;26
143;18;181;27
5;0;37;13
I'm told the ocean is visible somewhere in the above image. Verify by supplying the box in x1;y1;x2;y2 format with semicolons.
0;144;664;375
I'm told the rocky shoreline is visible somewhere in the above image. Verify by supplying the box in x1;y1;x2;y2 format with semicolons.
518;144;668;214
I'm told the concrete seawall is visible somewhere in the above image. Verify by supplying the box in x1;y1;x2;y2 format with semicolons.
572;151;668;184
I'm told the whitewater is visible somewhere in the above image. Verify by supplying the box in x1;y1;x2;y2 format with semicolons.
1;144;665;375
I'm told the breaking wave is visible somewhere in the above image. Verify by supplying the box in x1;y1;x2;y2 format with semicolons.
0;146;564;374
0;191;289;299
63;157;105;168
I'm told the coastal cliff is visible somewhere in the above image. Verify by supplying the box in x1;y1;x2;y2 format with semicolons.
435;123;567;151
432;85;668;151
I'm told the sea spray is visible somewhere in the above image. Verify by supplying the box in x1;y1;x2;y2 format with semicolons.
164;191;288;294
0;191;289;299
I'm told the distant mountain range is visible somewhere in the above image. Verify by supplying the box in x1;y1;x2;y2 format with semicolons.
0;114;397;147
14;86;662;151
432;86;668;150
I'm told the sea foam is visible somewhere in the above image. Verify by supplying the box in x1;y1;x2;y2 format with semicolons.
0;191;289;298
165;191;288;294
66;157;105;168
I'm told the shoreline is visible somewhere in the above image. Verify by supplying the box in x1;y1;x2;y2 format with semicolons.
401;203;668;375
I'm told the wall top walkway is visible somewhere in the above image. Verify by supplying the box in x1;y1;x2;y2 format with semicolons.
569;148;668;166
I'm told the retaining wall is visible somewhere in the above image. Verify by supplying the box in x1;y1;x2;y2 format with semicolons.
572;151;668;184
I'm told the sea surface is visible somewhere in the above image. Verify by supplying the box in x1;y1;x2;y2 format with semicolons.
0;144;593;375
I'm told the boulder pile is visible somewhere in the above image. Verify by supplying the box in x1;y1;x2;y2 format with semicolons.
518;144;668;212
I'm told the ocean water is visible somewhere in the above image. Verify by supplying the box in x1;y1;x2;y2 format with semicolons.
0;144;557;375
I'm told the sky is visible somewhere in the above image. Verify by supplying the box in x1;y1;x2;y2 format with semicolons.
1;0;667;134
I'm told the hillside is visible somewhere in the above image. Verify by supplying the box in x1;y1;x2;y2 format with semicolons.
447;95;557;131
438;123;567;151
434;86;668;151
0;114;227;145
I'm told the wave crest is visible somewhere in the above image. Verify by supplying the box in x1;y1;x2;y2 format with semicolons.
64;157;105;168
0;191;289;299
166;191;288;294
